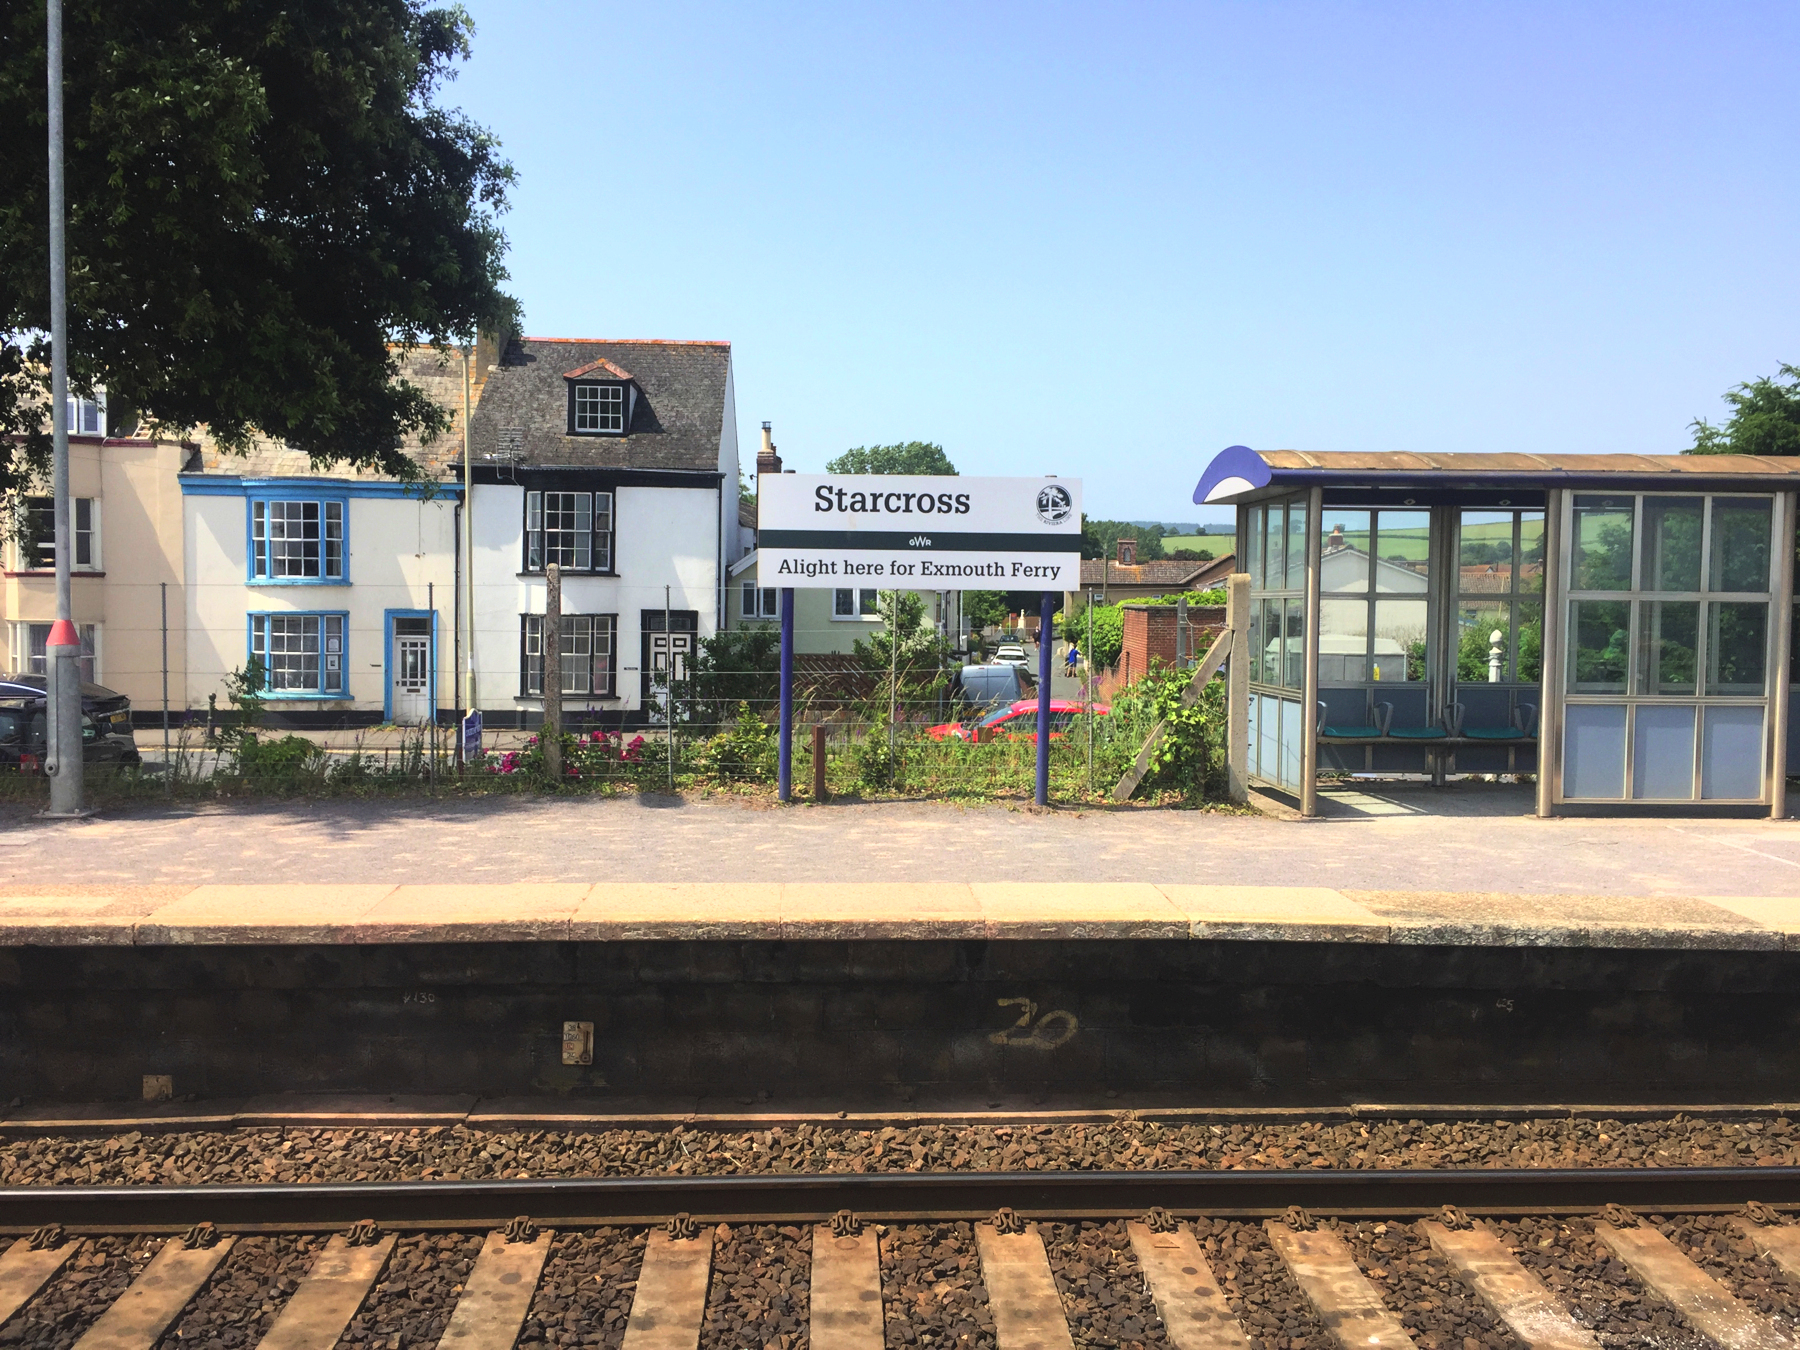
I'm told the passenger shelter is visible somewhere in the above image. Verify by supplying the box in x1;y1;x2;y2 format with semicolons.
1195;446;1800;817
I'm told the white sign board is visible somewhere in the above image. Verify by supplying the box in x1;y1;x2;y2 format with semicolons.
757;475;1082;589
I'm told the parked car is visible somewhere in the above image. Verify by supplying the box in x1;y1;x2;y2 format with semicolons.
926;698;1110;743
957;662;1034;712
0;675;139;767
990;643;1031;667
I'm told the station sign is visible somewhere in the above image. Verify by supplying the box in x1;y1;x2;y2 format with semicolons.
757;474;1083;589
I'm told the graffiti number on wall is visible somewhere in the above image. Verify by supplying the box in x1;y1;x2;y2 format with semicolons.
989;997;1079;1051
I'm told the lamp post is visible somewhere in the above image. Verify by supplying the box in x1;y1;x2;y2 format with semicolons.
43;0;83;816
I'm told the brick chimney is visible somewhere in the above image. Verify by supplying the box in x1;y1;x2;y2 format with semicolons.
756;421;782;477
1117;538;1137;566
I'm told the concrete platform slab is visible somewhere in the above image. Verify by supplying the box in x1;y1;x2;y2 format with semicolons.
1;880;1797;951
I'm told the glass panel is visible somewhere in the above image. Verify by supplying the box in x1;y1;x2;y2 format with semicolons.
1458;512;1515;594
1517;600;1543;683
1564;704;1627;799
1457;601;1512;683
1247;597;1265;684
1281;597;1306;690
1569;599;1630;693
1709;498;1773;593
1264;507;1285;592
1372;599;1427;683
1639;497;1703;593
1318;597;1370;683
1632;705;1696;800
1285;496;1309;591
1279;696;1303;789
1320;510;1371;593
1637;600;1698;696
1706;601;1768;696
1373;511;1431;593
1572;495;1634;592
1701;706;1765;800
1258;597;1282;685
1518;514;1546;594
1246;507;1264;588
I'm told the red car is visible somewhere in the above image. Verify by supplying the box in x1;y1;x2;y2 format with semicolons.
927;699;1110;743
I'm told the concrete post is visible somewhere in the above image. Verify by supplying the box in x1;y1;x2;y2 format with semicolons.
543;563;561;780
1227;572;1250;804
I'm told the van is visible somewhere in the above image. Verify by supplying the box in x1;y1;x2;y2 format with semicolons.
957;663;1033;712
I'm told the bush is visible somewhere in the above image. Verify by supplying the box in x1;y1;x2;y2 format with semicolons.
695;702;776;783
853;716;902;790
1107;664;1227;800
234;733;325;782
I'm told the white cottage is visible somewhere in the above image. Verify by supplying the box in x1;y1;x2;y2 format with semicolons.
465;337;740;727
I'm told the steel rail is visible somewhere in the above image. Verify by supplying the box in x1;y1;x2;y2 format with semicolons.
4;1166;1800;1234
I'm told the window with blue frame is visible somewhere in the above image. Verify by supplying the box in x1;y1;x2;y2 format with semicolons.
250;613;346;695
250;498;345;581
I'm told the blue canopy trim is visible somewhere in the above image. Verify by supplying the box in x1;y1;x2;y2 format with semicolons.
1193;445;1271;504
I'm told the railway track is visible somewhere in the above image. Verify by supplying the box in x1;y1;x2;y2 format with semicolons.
5;1167;1800;1350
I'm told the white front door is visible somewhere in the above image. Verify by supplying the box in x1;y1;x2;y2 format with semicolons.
392;620;432;724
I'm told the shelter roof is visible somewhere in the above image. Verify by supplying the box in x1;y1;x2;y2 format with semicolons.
1196;445;1800;505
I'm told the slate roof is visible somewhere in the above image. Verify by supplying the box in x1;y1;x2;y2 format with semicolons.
188;346;474;480
468;337;730;473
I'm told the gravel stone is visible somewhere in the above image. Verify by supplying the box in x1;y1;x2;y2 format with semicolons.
1658;1213;1800;1329
1487;1216;1709;1349
1041;1219;1169;1348
518;1228;645;1350
1338;1219;1521;1350
1191;1217;1333;1350
881;1222;993;1350
7;1116;1800;1187
153;1234;324;1350
701;1223;809;1350
336;1232;485;1348
0;1235;158;1349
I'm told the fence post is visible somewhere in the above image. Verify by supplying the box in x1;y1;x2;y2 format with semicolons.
812;723;827;801
1036;592;1053;806
778;587;794;802
543;563;562;780
1227;572;1250;803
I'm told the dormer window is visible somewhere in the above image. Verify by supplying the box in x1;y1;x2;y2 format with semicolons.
571;382;625;435
563;356;638;436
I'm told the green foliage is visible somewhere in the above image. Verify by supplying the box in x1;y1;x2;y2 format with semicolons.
684;627;781;723
1167;547;1215;561
1689;364;1800;456
696;703;776;783
1081;517;1165;561
853;717;902;790
961;590;1009;631
0;0;518;484
236;733;326;781
1110;666;1227;800
216;659;267;750
825;442;957;475
853;590;950;701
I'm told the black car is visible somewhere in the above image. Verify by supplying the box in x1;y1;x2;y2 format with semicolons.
0;675;140;767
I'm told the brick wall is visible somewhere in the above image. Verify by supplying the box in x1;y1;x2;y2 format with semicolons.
1118;605;1226;682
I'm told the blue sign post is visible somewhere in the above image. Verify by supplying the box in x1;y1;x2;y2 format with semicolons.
777;587;795;802
1036;591;1054;805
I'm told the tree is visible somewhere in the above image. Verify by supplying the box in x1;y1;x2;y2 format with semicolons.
0;1;518;488
853;591;950;707
1080;517;1165;561
961;591;1009;631
826;442;957;475
1688;364;1800;456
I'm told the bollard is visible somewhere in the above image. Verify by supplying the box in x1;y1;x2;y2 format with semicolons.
812;724;827;801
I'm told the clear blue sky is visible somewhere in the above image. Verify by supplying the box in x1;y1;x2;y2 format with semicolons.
453;1;1798;526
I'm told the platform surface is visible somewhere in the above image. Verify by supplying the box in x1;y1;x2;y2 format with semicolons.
0;879;1797;949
